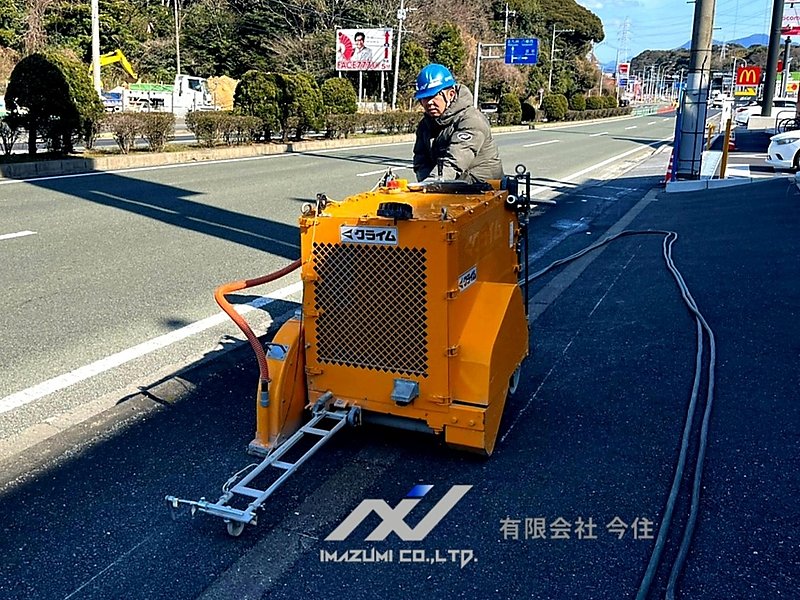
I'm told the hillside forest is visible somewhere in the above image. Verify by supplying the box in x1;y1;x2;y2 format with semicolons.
0;0;608;106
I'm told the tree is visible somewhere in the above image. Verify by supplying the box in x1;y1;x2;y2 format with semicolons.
498;92;522;125
5;50;103;154
0;0;25;48
283;72;323;141
428;23;467;79
233;69;280;141
321;77;357;115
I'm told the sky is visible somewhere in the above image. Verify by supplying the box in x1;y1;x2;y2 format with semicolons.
578;0;775;65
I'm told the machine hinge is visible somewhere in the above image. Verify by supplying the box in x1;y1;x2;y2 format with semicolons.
431;395;451;405
446;345;459;357
445;288;458;300
445;231;458;243
305;366;323;376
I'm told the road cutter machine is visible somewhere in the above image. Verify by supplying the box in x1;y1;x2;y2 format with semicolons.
167;166;536;536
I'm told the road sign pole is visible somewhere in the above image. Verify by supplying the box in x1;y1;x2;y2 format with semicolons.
474;42;482;108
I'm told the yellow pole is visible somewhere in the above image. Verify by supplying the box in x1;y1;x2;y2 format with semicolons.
706;123;716;150
720;118;732;178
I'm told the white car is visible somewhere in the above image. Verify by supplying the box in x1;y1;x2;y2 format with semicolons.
766;130;800;170
734;98;797;126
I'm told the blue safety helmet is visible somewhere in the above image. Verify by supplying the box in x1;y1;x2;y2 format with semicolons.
414;64;456;99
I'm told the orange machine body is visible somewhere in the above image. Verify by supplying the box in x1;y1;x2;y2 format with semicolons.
251;180;529;456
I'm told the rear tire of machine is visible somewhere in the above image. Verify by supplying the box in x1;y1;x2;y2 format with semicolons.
508;366;521;396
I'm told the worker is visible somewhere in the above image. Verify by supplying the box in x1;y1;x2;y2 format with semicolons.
412;63;504;183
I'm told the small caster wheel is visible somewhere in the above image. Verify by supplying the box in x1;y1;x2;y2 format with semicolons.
508;366;521;396
226;521;246;537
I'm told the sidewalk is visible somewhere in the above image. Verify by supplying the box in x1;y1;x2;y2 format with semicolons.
527;147;799;597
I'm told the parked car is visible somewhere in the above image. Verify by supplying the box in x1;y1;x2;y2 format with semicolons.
734;98;797;126
766;130;800;170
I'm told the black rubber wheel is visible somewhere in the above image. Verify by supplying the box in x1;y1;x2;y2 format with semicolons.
226;521;246;537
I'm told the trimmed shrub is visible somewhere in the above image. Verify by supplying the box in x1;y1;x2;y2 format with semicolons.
521;102;537;122
321;78;357;115
0;117;21;156
603;95;618;108
139;112;175;152
186;110;224;147
103;112;142;153
569;94;586;111
498;93;522;125
541;94;569;121
585;96;604;110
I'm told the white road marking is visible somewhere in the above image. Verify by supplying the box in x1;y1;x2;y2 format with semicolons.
0;280;303;415
356;165;409;176
523;139;560;148
0;230;36;241
529;134;673;197
647;121;658;125
625;126;638;130
589;132;608;137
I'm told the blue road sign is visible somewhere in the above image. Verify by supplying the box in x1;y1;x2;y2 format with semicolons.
505;38;539;65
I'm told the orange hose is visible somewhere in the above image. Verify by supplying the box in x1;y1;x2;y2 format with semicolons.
214;259;302;383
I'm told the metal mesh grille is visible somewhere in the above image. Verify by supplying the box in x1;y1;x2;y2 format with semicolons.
312;242;428;376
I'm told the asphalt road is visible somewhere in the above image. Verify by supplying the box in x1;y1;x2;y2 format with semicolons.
0;113;719;600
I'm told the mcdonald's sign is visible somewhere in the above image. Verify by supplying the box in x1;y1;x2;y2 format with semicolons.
736;66;762;86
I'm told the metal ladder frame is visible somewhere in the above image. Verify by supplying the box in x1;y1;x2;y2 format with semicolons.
166;405;359;535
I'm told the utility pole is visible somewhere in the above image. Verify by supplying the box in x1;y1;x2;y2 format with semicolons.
174;0;181;75
504;3;516;37
675;0;716;179
91;0;101;94
391;0;408;110
548;25;574;92
762;0;786;116
781;36;792;96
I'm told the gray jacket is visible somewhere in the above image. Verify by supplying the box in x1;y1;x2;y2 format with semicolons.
413;85;504;182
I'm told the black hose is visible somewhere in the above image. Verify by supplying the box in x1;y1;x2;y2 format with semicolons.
527;229;717;600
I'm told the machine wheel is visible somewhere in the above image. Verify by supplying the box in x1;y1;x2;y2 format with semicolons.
226;521;246;537
508;366;521;396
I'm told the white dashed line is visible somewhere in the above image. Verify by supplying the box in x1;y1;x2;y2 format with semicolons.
647;121;658;125
523;140;561;148
356;165;409;177
589;132;608;137
0;230;37;241
625;126;638;130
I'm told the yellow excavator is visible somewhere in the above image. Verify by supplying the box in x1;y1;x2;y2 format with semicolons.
93;49;138;84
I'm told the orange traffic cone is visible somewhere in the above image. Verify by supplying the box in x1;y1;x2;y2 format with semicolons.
662;149;675;184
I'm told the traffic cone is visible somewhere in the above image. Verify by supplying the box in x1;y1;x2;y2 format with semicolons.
662;149;675;184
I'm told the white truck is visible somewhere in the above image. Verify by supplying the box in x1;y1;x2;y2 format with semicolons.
110;74;217;116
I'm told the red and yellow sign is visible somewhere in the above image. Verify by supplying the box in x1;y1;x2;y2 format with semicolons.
736;66;761;86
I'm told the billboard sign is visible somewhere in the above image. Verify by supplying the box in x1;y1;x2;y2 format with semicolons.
617;62;630;88
336;28;393;71
782;5;800;35
504;38;539;65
